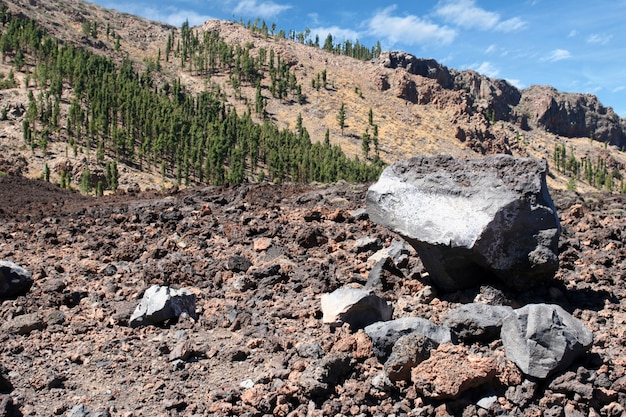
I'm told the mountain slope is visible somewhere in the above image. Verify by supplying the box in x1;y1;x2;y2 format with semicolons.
1;0;626;194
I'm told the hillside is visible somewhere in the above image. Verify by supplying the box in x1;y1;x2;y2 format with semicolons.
0;0;625;194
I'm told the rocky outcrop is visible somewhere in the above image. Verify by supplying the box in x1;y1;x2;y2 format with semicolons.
378;53;626;148
453;69;521;121
366;154;561;291
518;85;626;146
378;51;453;88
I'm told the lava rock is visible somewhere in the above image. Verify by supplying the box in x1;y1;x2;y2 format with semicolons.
0;260;33;299
365;257;403;291
442;303;513;342
384;332;436;382
1;312;45;335
129;285;198;328
411;344;498;400
364;317;453;360
298;353;353;397
366;154;561;291
225;256;252;273
501;304;593;378
321;287;392;330
0;365;13;394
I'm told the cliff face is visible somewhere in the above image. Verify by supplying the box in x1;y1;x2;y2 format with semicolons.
518;85;625;146
378;52;626;147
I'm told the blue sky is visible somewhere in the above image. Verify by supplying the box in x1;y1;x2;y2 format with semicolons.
91;0;626;117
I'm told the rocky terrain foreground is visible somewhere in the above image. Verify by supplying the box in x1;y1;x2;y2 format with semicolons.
1;172;626;417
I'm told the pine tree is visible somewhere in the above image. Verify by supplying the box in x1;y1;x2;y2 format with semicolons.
337;102;345;136
80;166;92;194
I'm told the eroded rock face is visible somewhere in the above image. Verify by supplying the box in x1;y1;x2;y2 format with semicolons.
366;154;561;291
519;85;626;146
453;69;521;121
378;51;453;88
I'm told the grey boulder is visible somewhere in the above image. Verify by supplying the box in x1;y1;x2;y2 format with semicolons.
129;285;198;328
442;303;513;342
0;260;33;299
501;304;593;378
321;287;392;330
364;317;454;360
366;154;561;291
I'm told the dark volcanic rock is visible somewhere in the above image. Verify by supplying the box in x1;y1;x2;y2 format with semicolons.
384;332;435;382
364;317;453;360
299;353;353;397
442;303;513;342
0;260;33;299
501;304;593;378
366;154;561;291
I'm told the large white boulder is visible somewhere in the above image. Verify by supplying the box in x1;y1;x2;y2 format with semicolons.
366;154;561;291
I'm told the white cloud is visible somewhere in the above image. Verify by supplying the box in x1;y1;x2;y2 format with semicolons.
367;6;456;46
485;44;496;54
543;49;571;62
568;29;578;38
470;61;499;78
587;34;613;45
307;12;320;26
309;26;361;43
161;10;214;26
434;0;525;32
96;2;213;26
612;86;625;93
495;17;527;32
232;0;292;19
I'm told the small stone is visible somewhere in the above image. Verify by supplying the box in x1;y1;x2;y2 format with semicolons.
253;237;272;252
129;285;197;328
477;395;498;410
411;344;498;400
321;287;392;330
1;313;45;335
384;333;435;382
225;255;252;272
0;260;33;299
442;303;513;342
240;379;254;389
